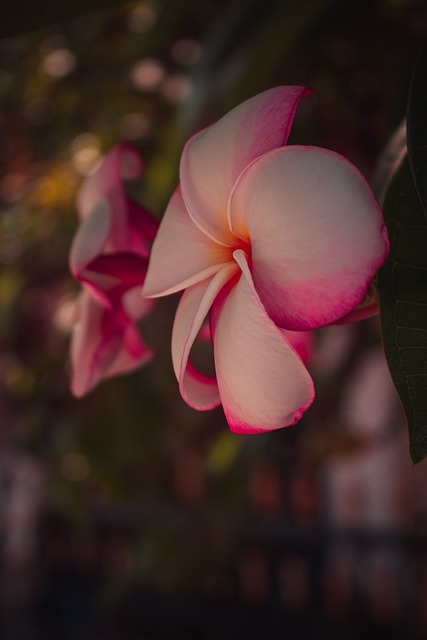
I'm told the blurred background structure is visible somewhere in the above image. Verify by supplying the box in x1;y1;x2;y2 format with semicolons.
1;0;427;638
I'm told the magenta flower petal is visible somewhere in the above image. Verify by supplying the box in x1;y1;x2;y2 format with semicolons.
280;328;313;365
211;251;315;433
127;198;159;256
78;253;149;308
335;281;380;324
69;143;158;396
229;146;389;330
143;187;233;298
70;199;111;279
70;143;158;297
180;86;311;245
70;291;154;397
171;263;238;410
77;142;145;249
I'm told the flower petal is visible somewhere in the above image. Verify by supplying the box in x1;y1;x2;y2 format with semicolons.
70;291;153;397
78;253;149;307
210;250;314;433
70;199;111;277
336;280;379;324
127;198;159;256
229;146;389;330
280;328;313;365
69;143;157;396
77;142;146;251
180;86;311;245
338;300;379;324
143;187;232;298
171;263;238;410
123;286;154;320
77;143;144;215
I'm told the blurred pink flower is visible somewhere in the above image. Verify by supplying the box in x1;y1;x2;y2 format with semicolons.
143;86;389;433
69;143;158;396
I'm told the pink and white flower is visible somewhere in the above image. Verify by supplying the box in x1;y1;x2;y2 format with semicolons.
69;143;158;397
142;86;389;433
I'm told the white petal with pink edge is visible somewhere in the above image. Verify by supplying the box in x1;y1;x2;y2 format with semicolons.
210;250;314;433
171;263;238;410
143;187;232;298
228;146;389;330
180;87;311;245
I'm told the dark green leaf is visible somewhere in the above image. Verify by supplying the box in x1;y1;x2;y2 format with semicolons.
407;39;427;221
0;0;128;38
378;155;427;463
371;119;406;203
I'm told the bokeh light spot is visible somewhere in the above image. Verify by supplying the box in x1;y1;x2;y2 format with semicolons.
41;48;76;79
130;58;165;92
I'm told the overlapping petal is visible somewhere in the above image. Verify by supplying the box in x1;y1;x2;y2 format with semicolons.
70;199;150;306
70;291;153;397
180;86;311;245
70;199;111;279
127;198;159;256
69;143;158;396
228;146;389;330
210;251;315;433
71;144;158;301
281;328;313;365
337;281;379;324
143;187;232;298
79;253;149;308
171;263;238;410
77;142;144;250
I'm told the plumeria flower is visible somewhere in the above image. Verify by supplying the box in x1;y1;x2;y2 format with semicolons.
142;86;389;433
69;143;158;396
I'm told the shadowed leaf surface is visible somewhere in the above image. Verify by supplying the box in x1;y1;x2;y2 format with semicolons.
378;155;427;463
407;39;427;221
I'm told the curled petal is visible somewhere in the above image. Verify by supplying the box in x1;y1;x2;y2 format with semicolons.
70;291;153;397
171;263;238;410
229;146;389;330
143;187;232;298
211;250;315;433
180;86;311;245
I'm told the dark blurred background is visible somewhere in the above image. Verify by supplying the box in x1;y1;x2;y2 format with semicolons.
1;0;427;638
